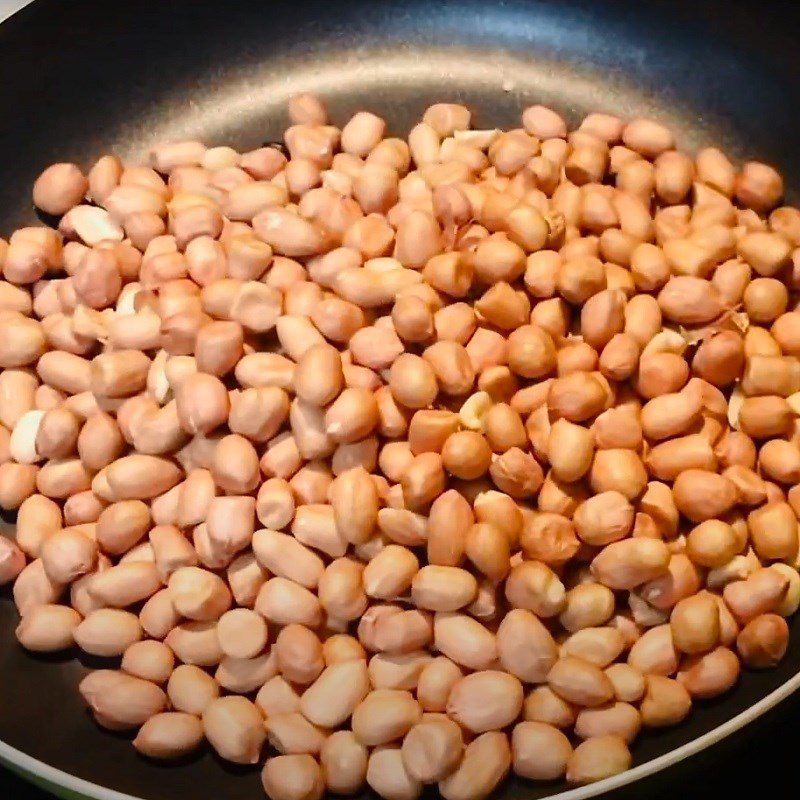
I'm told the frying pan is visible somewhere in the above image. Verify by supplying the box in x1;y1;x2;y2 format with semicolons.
2;0;800;798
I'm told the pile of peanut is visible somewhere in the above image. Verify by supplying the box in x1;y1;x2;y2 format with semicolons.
1;92;799;800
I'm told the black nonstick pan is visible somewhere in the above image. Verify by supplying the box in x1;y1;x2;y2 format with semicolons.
2;0;800;798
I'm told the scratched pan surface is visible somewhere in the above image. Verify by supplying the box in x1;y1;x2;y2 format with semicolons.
2;0;800;798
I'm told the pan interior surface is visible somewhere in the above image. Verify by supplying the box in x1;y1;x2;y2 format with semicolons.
1;1;800;799
1;0;799;234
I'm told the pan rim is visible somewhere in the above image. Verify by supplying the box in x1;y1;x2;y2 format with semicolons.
1;667;799;800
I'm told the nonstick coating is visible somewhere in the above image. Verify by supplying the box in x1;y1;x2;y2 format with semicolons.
2;0;800;798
